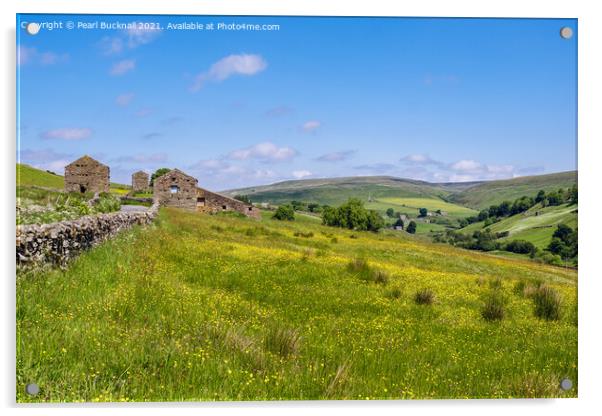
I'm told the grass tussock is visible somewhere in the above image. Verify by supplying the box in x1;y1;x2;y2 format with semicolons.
481;290;506;322
533;285;562;321
264;326;302;358
294;231;314;238
414;288;435;305
385;287;403;299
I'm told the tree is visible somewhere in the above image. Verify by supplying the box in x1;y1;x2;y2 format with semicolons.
272;204;295;221
393;217;405;228
386;208;395;218
322;198;384;232
419;208;428;218
569;185;578;204
406;221;417;234
535;190;546;203
234;194;251;204
150;167;171;187
367;210;385;232
496;201;512;217
477;209;489;222
546;191;561;206
308;203;321;213
510;196;534;215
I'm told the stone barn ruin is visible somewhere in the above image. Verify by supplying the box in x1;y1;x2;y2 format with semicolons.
64;155;110;194
153;168;259;218
132;170;150;192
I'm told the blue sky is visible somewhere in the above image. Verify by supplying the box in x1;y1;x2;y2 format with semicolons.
17;14;577;190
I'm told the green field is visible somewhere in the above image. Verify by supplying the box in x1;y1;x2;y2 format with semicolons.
17;164;64;188
447;171;577;210
17;207;577;402
459;203;578;249
373;197;478;218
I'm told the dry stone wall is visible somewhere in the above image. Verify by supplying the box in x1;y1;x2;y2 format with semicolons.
16;202;159;267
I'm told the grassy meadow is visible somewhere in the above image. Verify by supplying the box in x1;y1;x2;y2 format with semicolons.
17;207;577;402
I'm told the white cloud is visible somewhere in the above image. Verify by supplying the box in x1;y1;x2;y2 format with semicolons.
114;153;168;164
191;54;267;91
41;128;92;141
98;27;161;56
292;170;312;179
110;59;135;76
18;45;67;66
19;148;73;173
228;142;297;162
98;36;124;55
450;159;483;173
316;150;355;162
302;120;321;133
115;93;135;106
125;27;161;48
135;107;153;117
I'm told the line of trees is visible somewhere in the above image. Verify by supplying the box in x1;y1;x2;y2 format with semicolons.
434;223;577;267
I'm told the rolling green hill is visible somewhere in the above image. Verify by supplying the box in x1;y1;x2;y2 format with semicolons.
17;163;64;188
458;203;578;249
224;176;454;206
447;171;577;210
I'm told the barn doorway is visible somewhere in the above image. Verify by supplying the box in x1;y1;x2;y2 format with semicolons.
79;184;87;193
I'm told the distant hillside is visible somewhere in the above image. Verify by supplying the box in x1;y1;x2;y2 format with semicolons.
447;171;577;210
457;202;578;249
17;164;64;188
223;176;455;207
224;172;577;216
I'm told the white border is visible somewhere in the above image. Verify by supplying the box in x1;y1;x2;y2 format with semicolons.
2;1;601;415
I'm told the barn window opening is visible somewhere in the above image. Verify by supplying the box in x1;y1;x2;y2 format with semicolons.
248;207;252;211
222;205;227;210
170;185;179;194
197;197;205;206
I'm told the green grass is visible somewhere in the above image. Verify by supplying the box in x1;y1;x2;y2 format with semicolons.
17;207;577;402
448;171;577;210
458;203;578;249
17;164;64;189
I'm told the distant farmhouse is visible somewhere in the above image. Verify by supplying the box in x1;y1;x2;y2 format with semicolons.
131;171;150;192
153;168;260;219
64;155;109;194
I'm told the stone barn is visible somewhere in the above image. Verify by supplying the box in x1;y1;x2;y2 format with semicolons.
64;155;110;194
196;187;261;219
153;169;198;210
153;168;259;218
132;170;150;192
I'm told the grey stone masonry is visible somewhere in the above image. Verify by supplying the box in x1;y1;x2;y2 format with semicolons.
16;202;159;267
64;155;110;194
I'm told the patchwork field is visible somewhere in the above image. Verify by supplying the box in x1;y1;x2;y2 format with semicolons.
17;208;577;402
459;203;578;249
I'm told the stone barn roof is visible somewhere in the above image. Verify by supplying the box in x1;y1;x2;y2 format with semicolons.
65;155;108;169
